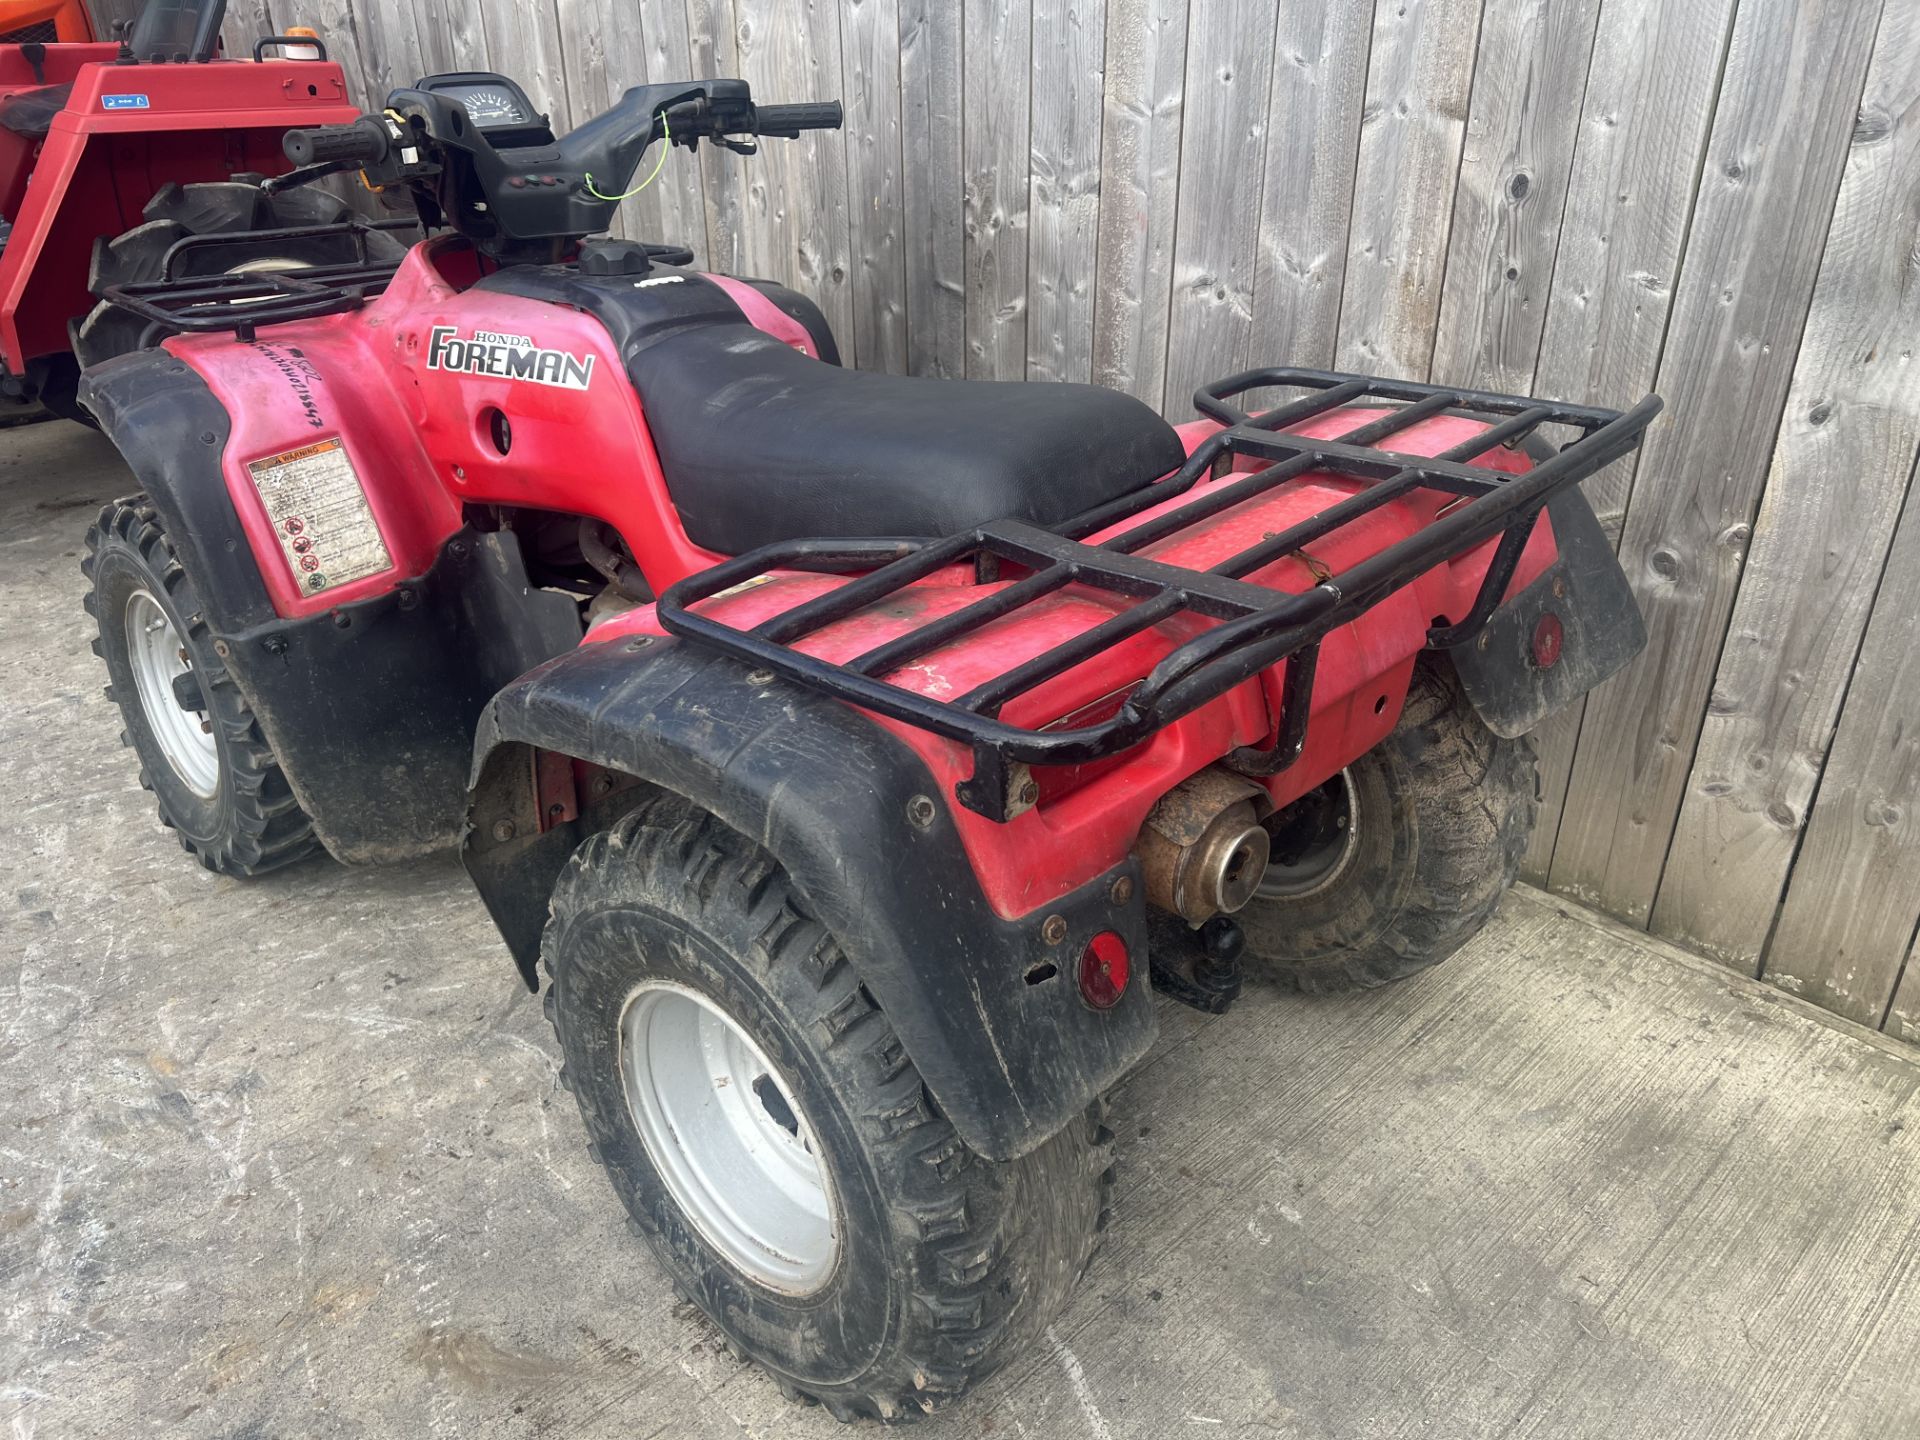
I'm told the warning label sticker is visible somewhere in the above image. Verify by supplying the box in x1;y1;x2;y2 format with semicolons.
246;438;391;595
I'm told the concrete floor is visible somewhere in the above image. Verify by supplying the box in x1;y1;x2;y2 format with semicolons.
4;418;1920;1440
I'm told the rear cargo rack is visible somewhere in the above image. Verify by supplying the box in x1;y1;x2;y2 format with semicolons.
658;367;1661;821
97;217;418;344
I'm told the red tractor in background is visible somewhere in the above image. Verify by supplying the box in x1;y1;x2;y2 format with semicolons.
0;0;405;423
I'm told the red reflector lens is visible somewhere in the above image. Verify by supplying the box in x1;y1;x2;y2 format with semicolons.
1531;612;1565;669
1078;931;1131;1010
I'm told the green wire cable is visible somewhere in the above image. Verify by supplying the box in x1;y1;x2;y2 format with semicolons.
584;110;671;202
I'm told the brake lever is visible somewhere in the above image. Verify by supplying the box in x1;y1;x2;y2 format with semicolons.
718;136;759;156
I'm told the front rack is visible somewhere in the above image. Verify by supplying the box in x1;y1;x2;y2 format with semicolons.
657;367;1662;821
98;217;418;344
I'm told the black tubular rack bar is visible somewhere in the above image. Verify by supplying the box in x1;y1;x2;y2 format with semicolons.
98;217;417;343
657;367;1662;821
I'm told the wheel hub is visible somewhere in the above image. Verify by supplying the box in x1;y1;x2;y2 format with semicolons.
1259;770;1358;900
124;589;219;799
618;980;839;1293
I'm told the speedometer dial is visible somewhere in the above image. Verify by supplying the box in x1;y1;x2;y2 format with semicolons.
456;86;529;127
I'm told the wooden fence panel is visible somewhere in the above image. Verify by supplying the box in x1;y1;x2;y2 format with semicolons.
1427;0;1602;396
626;0;711;257
1159;0;1278;416
1548;0;1883;923
1764;472;1920;1024
1888;931;1920;1045
723;0;856;360
1089;0;1186;408
1516;0;1737;879
1334;0;1482;378
842;0;908;374
1025;0;1105;385
1247;0;1372;373
1653;4;1920;970
962;0;1031;379
898;0;965;378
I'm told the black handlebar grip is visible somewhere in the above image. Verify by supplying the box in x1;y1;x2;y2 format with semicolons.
756;101;844;137
283;117;389;168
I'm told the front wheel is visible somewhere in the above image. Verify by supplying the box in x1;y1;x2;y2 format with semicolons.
1236;659;1538;993
542;799;1113;1422
83;498;321;875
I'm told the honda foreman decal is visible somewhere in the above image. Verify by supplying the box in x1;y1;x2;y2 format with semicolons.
425;327;595;390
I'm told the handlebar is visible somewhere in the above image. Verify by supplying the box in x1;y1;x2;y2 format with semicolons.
753;101;844;137
280;80;842;260
283;116;390;168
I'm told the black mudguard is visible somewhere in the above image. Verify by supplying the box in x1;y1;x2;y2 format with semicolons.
465;637;1157;1163
1450;485;1647;738
80;351;582;861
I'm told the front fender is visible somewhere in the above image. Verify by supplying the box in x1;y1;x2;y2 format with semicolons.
464;637;1156;1162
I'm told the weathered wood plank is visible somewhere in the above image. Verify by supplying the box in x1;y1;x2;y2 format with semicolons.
1518;0;1739;881
1549;0;1885;925
481;0;574;134
1246;0;1372;374
899;0;965;377
1653;5;1920;969
686;0;744;276
394;0;456;77
1025;0;1106;384
1428;0;1603;394
1763;459;1920;1025
306;0;377;108
725;0;856;360
552;0;701;250
962;0;1031;379
628;0;710;258
1332;0;1483;378
349;0;429;96
1159;0;1278;416
1089;0;1186;407
841;0;908;373
1886;929;1920;1044
553;0;633;237
218;0;274;61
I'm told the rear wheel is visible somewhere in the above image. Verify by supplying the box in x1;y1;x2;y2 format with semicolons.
83;498;322;875
70;180;406;371
1236;659;1538;993
543;798;1113;1422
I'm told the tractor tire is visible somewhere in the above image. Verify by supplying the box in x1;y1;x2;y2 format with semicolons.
83;497;322;876
542;798;1114;1423
70;180;406;371
1236;658;1538;994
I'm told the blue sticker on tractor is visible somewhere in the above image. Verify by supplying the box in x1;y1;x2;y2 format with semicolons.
102;94;151;110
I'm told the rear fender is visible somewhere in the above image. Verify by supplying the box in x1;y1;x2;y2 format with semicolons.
465;637;1156;1163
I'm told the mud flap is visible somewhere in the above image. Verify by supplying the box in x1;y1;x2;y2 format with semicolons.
1448;487;1646;738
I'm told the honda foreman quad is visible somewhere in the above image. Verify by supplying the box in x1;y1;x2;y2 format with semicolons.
0;0;408;424
76;64;1658;1422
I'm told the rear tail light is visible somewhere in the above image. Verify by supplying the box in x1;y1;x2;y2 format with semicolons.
1078;931;1131;1010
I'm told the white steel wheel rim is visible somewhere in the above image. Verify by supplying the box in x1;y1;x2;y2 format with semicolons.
124;588;220;799
1259;769;1359;901
619;980;839;1293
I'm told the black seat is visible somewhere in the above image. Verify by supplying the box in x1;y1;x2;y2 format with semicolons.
481;268;1186;554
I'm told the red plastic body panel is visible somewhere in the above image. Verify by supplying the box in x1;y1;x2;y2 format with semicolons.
0;50;358;370
166;234;1562;920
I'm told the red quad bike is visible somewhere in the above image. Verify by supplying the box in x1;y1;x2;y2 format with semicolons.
0;0;408;425
77;61;1661;1422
